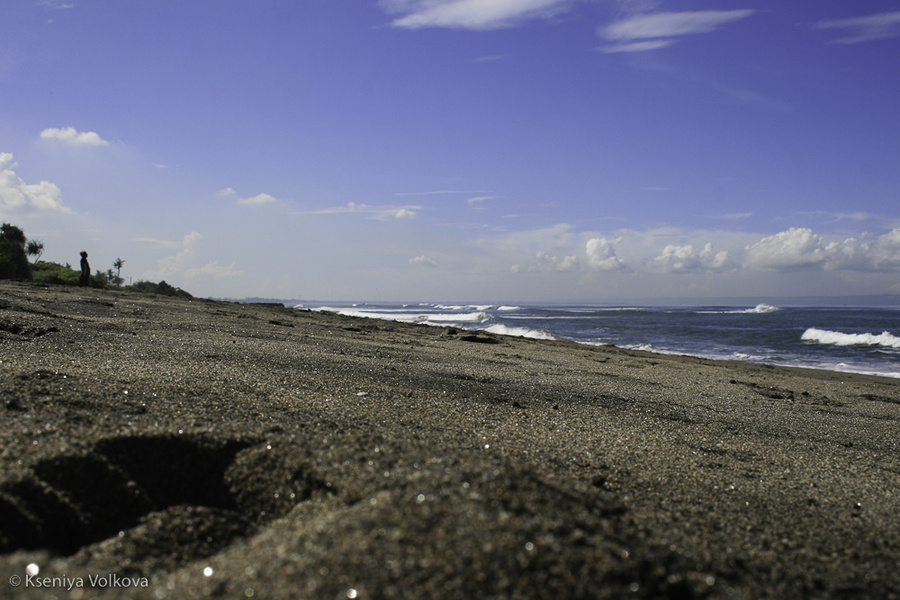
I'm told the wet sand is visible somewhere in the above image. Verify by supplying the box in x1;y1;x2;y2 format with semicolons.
1;280;899;599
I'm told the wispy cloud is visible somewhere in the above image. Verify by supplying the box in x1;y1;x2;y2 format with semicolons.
599;39;674;53
473;54;510;63
133;237;183;249
139;232;244;281
467;195;498;205
40;126;109;147
800;210;877;224
598;10;756;52
36;0;74;9
395;189;491;196
0;153;71;217
409;255;438;267
298;202;420;220
815;11;900;44
380;0;573;30
236;193;277;206
706;212;753;221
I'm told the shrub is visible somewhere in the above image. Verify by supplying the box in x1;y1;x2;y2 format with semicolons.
32;261;81;285
124;280;193;298
0;223;32;280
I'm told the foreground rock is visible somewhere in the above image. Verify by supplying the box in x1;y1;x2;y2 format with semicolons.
1;281;898;599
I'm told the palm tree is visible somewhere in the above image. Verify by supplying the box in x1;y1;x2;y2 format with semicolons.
26;239;44;263
113;257;125;285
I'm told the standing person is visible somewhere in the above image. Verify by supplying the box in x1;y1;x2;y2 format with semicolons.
79;251;90;286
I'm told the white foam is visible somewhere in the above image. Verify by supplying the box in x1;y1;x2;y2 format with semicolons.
750;303;780;313
311;307;422;322
484;324;555;340
699;304;780;315
425;312;492;323
801;328;900;349
310;306;493;326
434;304;497;311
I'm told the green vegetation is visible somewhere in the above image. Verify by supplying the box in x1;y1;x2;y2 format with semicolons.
26;239;44;263
0;223;31;280
33;261;82;285
124;280;193;298
1;222;192;298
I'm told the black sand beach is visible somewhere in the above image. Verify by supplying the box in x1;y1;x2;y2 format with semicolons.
1;280;899;599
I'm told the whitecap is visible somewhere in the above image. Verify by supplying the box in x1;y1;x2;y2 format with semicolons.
801;328;900;349
425;312;492;324
483;324;555;340
750;303;779;313
699;304;780;315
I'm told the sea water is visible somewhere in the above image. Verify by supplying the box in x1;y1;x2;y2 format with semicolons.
300;302;900;379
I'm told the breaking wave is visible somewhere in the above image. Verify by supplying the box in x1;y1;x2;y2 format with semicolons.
484;324;555;340
699;304;780;315
801;328;900;349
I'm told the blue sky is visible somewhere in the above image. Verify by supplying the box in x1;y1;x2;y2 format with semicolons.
1;0;899;302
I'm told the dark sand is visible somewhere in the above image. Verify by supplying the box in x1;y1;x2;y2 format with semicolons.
1;281;899;599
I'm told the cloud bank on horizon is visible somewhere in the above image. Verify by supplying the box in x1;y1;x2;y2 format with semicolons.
1;1;898;301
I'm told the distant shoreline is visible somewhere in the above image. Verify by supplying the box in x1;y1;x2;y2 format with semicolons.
232;294;900;308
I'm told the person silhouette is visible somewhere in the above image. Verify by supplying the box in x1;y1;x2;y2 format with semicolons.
79;251;90;286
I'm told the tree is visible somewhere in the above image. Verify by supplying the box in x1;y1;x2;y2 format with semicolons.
113;257;125;286
0;223;32;280
26;239;44;263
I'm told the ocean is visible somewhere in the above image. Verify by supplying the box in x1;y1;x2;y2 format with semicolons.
299;302;900;379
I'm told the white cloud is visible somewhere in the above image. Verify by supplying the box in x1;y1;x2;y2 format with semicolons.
822;229;900;272
300;202;420;220
0;153;71;217
815;11;900;44
585;237;627;271
185;261;244;279
410;255;438;267
598;39;675;53
535;250;579;272
40;127;109;147
744;227;826;271
237;193;277;206
217;188;237;198
869;229;900;270
141;232;203;280
381;0;572;30
602;10;756;40
598;10;756;52
743;227;900;273
140;232;242;282
648;242;733;274
478;224;900;297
